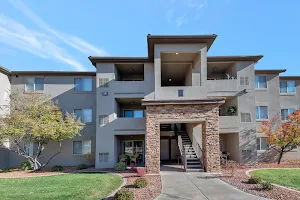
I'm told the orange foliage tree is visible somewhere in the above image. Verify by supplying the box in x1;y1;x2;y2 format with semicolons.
260;110;300;164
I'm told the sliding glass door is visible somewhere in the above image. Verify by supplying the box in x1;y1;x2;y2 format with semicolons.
123;140;144;163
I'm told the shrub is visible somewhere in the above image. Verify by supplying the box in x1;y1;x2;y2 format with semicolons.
248;176;262;184
77;164;88;170
0;167;13;173
261;181;273;190
134;177;148;188
114;188;134;200
19;161;33;171
51;165;64;172
114;162;126;171
136;168;146;177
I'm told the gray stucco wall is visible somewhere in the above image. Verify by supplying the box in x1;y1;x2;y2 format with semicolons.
7;74;96;167
255;73;300;161
0;71;11;113
95;63;154;168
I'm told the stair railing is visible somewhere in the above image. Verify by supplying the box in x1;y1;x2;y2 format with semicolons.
178;135;187;171
192;134;204;166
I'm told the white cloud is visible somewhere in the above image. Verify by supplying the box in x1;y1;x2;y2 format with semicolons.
163;0;207;28
0;14;86;71
8;0;108;56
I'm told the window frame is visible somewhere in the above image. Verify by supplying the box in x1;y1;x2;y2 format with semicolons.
74;78;93;92
255;75;267;89
281;108;296;121
25;77;45;92
280;80;296;94
256;106;268;120
257;137;269;151
123;109;144;118
74;109;93;123
72;140;92;155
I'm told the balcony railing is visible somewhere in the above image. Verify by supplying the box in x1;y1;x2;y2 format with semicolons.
219;116;239;133
113;117;146;132
207;79;238;96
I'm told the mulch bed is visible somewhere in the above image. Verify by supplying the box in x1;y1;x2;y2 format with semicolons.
0;167;162;200
220;160;300;200
99;168;162;200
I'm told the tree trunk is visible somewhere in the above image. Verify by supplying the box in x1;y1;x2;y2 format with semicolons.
277;148;284;164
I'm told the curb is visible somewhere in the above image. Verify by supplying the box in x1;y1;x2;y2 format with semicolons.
104;173;127;199
246;168;300;194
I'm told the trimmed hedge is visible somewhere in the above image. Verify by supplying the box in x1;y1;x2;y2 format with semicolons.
114;189;134;200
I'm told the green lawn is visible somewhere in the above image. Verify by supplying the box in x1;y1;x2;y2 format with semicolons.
0;173;123;200
251;169;300;190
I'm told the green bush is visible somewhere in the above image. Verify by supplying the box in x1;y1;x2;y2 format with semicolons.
114;188;134;200
19;161;33;171
0;167;13;173
77;164;88;170
134;177;148;188
51;165;64;172
248;176;262;184
261;181;273;190
114;162;126;171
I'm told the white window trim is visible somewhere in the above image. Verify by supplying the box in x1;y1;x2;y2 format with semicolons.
25;77;45;92
74;78;93;92
72;140;92;155
257;137;268;152
256;106;269;121
280;80;296;95
281;108;296;121
255;75;268;90
74;109;93;124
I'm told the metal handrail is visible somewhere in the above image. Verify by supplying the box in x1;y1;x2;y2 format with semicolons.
178;135;187;171
192;134;204;166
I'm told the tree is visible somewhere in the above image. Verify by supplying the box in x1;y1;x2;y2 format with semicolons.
259;110;300;164
0;92;85;170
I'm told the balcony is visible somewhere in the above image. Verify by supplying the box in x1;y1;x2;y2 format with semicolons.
219;116;239;133
112;81;146;98
113;117;146;134
207;79;238;96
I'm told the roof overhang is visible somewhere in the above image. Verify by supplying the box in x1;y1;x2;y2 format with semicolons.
208;55;263;63
0;66;11;75
11;71;96;76
147;34;217;61
88;56;150;66
255;69;286;74
279;76;300;80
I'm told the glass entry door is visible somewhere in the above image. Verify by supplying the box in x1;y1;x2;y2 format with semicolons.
123;140;144;163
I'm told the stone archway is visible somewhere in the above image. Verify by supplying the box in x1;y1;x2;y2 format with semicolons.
143;99;224;174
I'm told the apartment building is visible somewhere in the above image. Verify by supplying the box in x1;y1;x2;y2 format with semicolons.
0;34;299;173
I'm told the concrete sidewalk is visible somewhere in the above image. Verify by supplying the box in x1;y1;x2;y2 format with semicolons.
157;171;268;200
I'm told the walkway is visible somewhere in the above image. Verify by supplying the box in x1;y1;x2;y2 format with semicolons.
157;171;268;200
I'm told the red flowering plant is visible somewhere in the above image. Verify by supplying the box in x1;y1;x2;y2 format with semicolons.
136;168;146;177
259;110;300;164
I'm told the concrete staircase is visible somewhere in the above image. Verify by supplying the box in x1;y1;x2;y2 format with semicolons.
179;131;204;172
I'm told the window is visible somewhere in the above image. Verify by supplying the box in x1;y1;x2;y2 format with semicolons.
74;109;92;123
74;78;92;91
73;140;91;154
25;77;44;91
255;76;267;89
99;152;109;162
285;144;297;151
257;137;268;150
281;108;296;120
241;113;251;122
280;81;295;93
240;77;249;86
123;110;144;118
256;106;268;120
99;78;109;88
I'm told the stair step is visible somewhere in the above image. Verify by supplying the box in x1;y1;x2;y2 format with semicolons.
186;168;204;172
187;161;200;164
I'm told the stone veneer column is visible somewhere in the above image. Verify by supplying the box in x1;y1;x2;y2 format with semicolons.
145;105;160;174
145;104;221;174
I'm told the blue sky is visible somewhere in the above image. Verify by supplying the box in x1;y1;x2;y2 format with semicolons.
0;0;299;75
